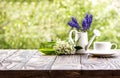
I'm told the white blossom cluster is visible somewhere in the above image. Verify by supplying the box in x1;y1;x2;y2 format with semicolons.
54;40;75;55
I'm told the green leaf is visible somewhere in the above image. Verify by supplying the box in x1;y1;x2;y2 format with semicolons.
39;48;56;55
74;46;83;51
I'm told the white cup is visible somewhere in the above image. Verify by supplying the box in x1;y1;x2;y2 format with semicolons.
94;42;117;52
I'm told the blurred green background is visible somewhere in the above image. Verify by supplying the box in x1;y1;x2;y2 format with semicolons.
0;0;120;49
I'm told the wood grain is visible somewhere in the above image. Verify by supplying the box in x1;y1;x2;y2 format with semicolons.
51;55;81;78
0;70;50;78
80;76;120;78
24;55;56;70
1;50;120;78
51;55;81;70
0;50;18;69
0;50;18;63
81;55;114;75
51;70;81;78
80;50;120;76
1;50;37;70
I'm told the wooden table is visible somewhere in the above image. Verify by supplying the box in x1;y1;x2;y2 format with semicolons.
0;49;120;78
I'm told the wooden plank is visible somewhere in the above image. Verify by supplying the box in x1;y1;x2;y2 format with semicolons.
107;50;120;76
1;50;120;78
51;70;81;78
1;50;37;70
0;50;52;78
80;76;120;78
0;70;50;78
81;55;112;76
81;56;113;70
107;50;120;62
0;50;18;63
81;56;113;75
51;55;81;78
0;50;18;69
51;55;81;70
0;50;10;64
80;50;120;76
24;55;56;70
33;50;44;56
0;71;120;78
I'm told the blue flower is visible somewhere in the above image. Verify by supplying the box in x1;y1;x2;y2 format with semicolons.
82;13;93;31
82;18;88;31
67;13;93;32
67;17;80;30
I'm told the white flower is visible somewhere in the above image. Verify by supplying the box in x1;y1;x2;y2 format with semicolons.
54;40;75;55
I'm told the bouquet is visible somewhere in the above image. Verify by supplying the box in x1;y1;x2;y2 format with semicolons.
54;40;75;55
68;13;93;32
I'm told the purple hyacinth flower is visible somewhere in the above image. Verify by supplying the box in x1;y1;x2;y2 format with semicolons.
89;14;93;26
68;21;76;28
87;14;93;29
67;17;80;30
82;19;88;31
71;17;78;24
82;13;93;31
85;13;89;21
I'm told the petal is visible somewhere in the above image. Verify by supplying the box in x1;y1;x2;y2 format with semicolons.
85;13;89;20
84;14;90;28
89;14;93;24
68;17;81;30
75;24;80;30
88;14;93;29
85;13;89;22
82;19;88;31
71;17;81;30
67;21;75;28
71;17;78;24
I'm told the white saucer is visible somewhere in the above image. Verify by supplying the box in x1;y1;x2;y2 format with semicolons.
88;50;117;56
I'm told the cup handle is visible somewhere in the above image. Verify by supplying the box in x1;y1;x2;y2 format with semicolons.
69;30;78;44
111;43;117;49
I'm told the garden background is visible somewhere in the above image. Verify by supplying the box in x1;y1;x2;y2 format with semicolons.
0;0;120;49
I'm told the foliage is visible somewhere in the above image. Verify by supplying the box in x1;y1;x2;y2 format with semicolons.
0;0;120;49
39;48;56;55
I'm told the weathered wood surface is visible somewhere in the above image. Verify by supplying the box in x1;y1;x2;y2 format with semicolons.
51;55;81;70
24;56;56;70
51;55;81;78
0;50;120;78
1;50;38;70
81;50;120;76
